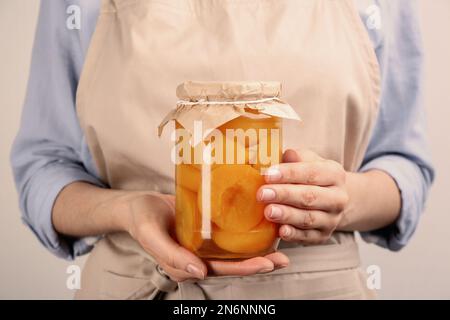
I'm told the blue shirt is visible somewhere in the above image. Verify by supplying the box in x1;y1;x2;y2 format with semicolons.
11;0;435;260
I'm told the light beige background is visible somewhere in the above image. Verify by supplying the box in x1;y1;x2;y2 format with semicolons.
0;0;449;299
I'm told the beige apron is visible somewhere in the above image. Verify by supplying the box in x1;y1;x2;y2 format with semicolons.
75;0;380;299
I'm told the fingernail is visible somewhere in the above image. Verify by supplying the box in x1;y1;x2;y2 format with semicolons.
259;188;276;201
282;226;292;238
274;264;289;270
186;264;205;280
269;206;282;220
258;268;274;274
265;167;282;182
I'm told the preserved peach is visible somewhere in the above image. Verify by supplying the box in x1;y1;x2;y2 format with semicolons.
210;135;255;168
176;164;200;192
175;186;203;251
250;127;282;172
198;164;266;232
219;115;281;147
212;219;278;254
218;116;282;172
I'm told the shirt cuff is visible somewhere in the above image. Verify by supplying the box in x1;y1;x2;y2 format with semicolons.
21;163;105;260
358;155;427;251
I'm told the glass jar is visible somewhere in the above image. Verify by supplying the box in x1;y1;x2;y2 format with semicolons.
159;81;300;259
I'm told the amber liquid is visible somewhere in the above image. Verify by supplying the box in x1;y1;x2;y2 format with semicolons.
175;116;282;259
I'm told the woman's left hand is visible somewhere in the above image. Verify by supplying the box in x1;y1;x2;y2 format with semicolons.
257;148;349;244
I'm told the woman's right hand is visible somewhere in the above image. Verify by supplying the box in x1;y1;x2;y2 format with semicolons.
122;193;289;282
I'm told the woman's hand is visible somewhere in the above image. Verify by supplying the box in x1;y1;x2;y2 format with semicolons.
257;149;349;244
123;193;289;282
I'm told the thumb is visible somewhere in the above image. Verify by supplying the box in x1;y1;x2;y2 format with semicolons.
129;193;207;282
144;222;207;281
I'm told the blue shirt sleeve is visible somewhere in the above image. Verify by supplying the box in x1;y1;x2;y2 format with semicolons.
358;0;435;251
10;0;103;260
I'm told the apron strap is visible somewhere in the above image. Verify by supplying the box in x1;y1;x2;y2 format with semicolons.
150;265;179;292
146;265;206;300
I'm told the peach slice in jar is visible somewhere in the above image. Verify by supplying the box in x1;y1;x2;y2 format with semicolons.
219;115;281;147
212;219;278;254
218;116;282;173
251;128;282;173
176;163;201;193
198;164;265;233
175;186;203;252
211;135;256;168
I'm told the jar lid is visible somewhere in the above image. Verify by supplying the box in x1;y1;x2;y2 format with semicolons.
176;81;282;102
159;81;300;138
